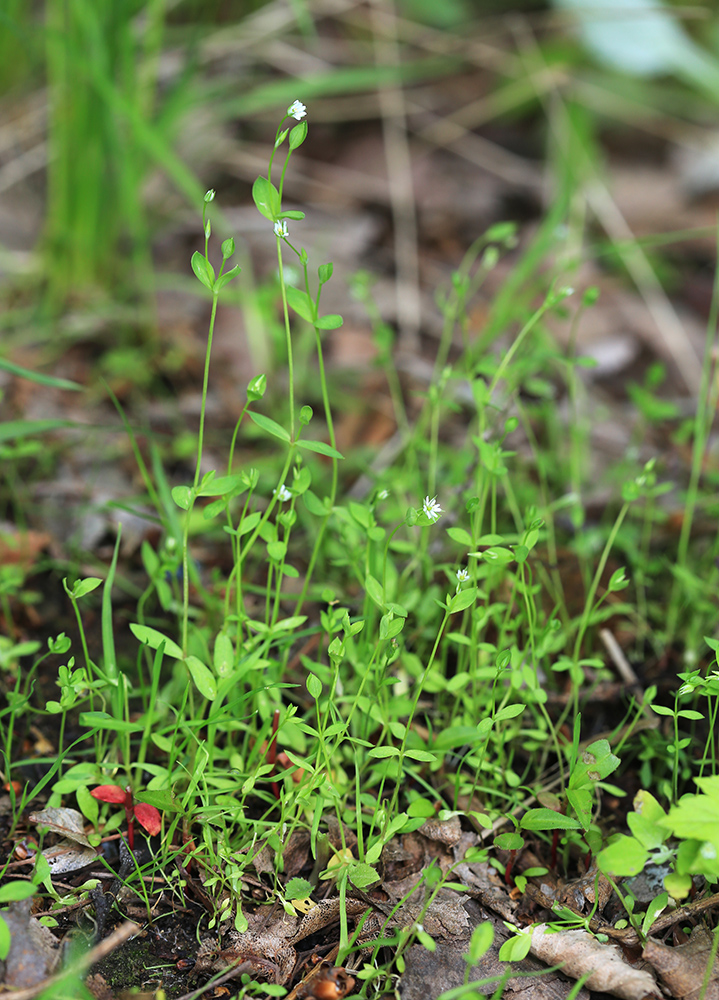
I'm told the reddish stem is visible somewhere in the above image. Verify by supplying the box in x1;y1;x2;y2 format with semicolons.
505;849;517;886
123;786;135;851
551;829;559;870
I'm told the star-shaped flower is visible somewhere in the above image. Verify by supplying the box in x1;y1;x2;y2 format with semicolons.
422;495;443;523
456;567;469;583
274;484;292;502
274;219;289;239
287;100;307;121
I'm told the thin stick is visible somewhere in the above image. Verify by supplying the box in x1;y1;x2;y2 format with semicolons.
4;920;139;1000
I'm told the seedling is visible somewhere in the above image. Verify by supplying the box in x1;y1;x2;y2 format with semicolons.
90;785;161;851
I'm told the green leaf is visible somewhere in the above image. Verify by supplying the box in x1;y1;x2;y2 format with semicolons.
286;285;316;323
78;712;143;733
279;210;305;221
627;812;666;850
285;877;314;901
0;882;37;903
215;264;241;291
307;674;322;699
129;624;183;660
642;891;668;936
248;411;291;442
494;704;525;722
0;358;82;391
597;835;648;877
191;251;215;290
198;474;245;497
498;932;532;962
303;490;328;516
348;862;380;889
0;916;10;961
318;263;333;285
449;587;478;613
0;419;74;444
172;485;192;510
252;175;280;221
567;787;593;831
185;655;217;701
317;314;343;330
380;614;404;639
633;789;666;824
267;541;287;561
368;746;399;758
570;739;620;786
481;547;515;565
214;632;234;678
289;121;308;150
660;792;719;843
296;439;344;459
272;616;307;632
71;577;103;599
494;832;524;851
468;921;494;962
404;749;437;762
365;574;384;608
520;808;582;831
447;526;472;545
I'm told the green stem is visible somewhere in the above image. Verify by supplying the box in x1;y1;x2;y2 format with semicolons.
572;502;629;663
276;242;295;439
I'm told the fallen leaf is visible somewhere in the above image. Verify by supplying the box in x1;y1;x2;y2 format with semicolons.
644;925;719;1000
29;807;91;846
530;922;661;1000
0;898;60;988
41;839;98;874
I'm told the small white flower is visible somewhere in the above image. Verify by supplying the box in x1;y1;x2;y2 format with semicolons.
274;219;289;239
422;495;443;523
288;100;307;121
456;568;469;583
377;489;389;500
274;484;291;502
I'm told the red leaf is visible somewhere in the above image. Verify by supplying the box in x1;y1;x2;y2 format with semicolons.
90;785;128;804
133;803;162;836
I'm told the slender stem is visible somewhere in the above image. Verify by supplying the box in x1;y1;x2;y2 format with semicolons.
572;502;629;663
194;291;219;489
276;242;295;439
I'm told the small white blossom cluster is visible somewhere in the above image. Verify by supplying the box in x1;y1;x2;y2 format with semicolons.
422;495;443;523
273;484;291;502
288;100;306;121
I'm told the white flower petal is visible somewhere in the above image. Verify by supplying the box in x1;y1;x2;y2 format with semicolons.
422;495;443;522
288;100;307;121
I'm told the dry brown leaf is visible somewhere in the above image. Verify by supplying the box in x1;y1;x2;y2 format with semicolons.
0;898;60;989
644;926;719;1000
418;814;462;847
29;807;92;846
530;923;661;1000
41;839;98;874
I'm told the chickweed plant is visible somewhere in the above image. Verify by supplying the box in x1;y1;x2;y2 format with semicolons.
3;99;719;995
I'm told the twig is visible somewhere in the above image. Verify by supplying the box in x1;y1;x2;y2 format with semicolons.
2;920;139;1000
174;960;253;1000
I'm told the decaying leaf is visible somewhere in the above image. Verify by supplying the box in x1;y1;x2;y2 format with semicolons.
418;814;462;847
29;807;92;847
0;898;60;989
41;839;98;874
644;926;719;1000
530;922;661;1000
